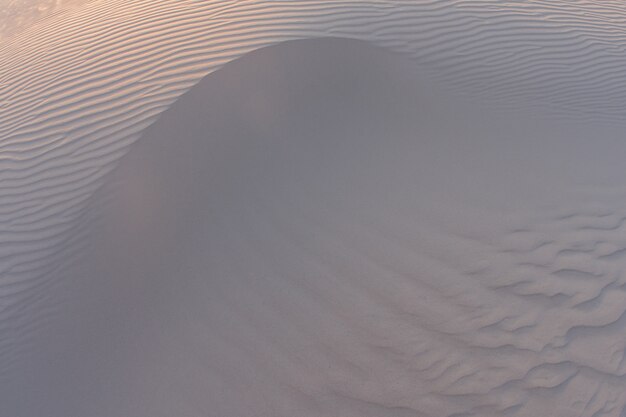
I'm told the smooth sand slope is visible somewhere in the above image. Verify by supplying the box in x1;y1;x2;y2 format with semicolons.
3;2;626;417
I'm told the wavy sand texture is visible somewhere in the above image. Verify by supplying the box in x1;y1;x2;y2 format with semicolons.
3;1;626;417
0;0;94;41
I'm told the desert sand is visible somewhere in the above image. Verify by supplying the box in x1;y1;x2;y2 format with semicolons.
3;2;626;416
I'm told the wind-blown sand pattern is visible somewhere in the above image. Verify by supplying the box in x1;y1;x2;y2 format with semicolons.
0;0;93;41
3;1;626;416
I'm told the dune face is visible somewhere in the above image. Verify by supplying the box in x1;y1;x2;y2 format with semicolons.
4;2;626;417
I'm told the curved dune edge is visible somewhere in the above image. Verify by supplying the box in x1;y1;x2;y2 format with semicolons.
4;37;626;417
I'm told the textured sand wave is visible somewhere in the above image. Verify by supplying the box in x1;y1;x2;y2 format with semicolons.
0;0;94;41
3;1;626;416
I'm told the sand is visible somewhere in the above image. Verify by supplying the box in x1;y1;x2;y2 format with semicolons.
3;2;626;417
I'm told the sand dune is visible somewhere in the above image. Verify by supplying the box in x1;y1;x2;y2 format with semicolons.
3;1;626;416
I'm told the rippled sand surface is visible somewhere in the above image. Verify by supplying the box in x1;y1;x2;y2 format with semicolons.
3;2;626;416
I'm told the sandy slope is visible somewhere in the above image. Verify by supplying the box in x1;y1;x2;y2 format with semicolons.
0;0;93;41
3;1;626;417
